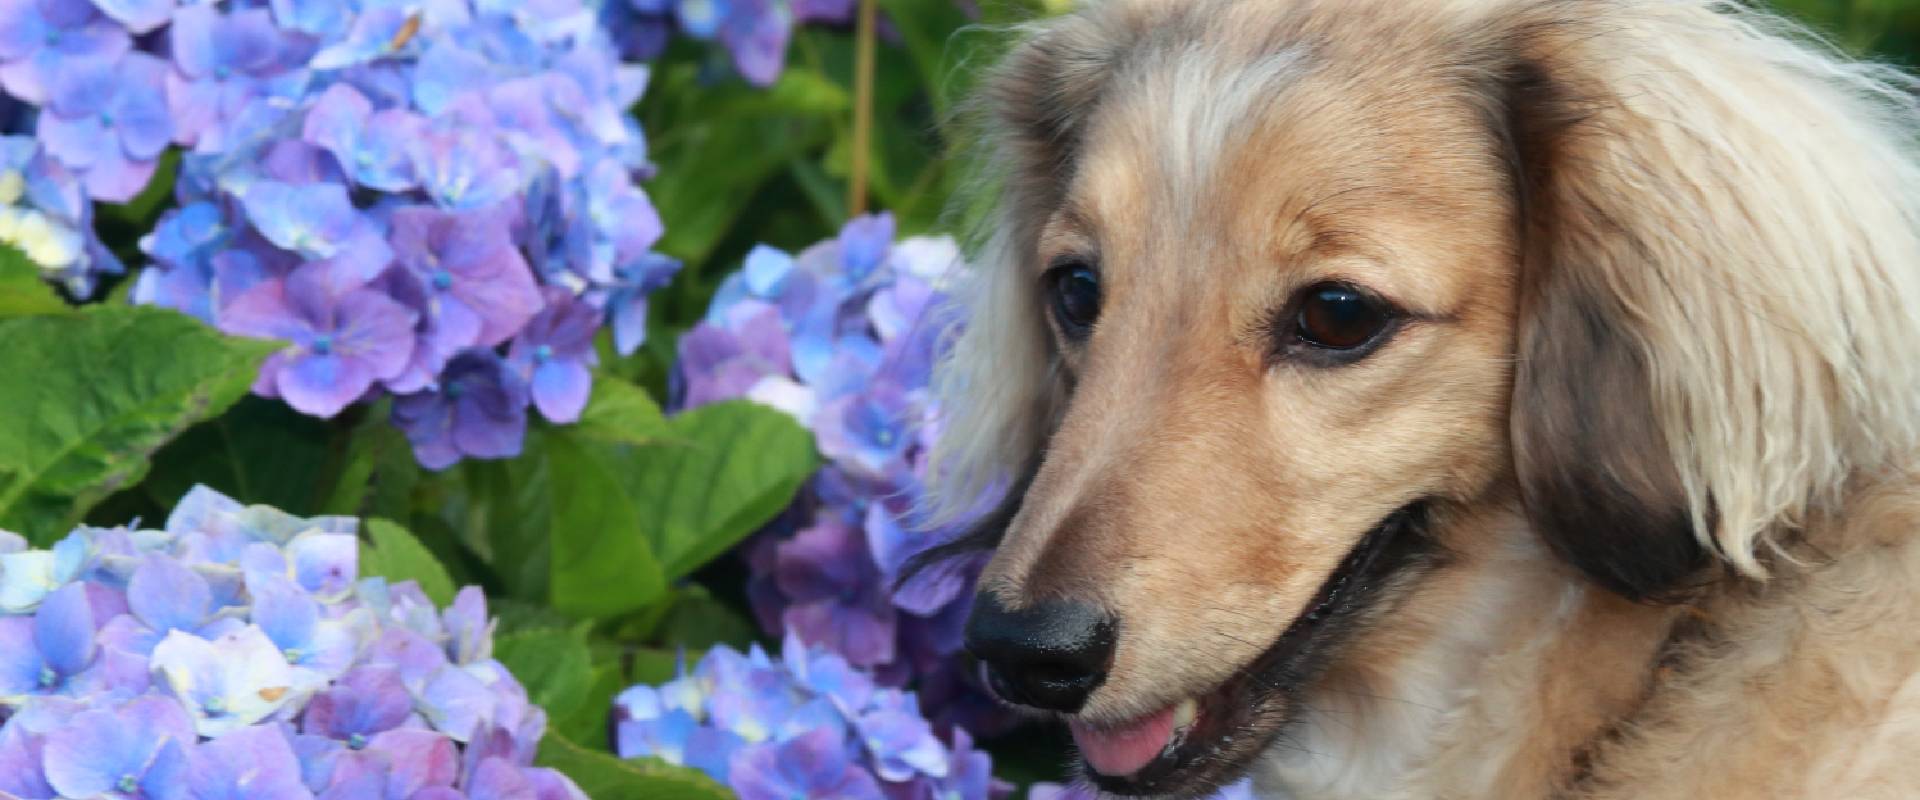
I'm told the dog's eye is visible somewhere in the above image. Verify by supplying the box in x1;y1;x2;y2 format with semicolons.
1293;283;1392;352
1045;259;1101;341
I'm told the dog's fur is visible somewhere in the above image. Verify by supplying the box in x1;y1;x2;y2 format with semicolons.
926;0;1920;797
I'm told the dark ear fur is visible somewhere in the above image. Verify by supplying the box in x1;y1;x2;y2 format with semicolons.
1496;56;1710;603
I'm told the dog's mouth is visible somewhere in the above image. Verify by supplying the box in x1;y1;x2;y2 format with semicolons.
1070;503;1430;797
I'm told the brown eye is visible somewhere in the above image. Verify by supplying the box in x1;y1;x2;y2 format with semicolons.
1294;283;1392;351
1045;259;1101;341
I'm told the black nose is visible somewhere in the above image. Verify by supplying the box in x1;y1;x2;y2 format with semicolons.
963;592;1115;713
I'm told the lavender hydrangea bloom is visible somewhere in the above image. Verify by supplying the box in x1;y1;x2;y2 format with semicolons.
35;50;173;201
72;0;679;465
221;264;419;418
392;350;532;470
0;0;130;106
0;485;586;800
598;0;860;86
507;289;600;423
672;215;1009;733
615;634;1002;800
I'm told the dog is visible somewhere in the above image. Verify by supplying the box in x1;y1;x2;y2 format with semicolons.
919;0;1920;797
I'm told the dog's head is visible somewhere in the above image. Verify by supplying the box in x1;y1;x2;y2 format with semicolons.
928;0;1920;795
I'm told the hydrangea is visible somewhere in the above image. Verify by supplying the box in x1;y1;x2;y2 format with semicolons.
672;213;1012;735
597;0;845;86
0;0;674;465
26;0;684;469
0;485;585;799
613;632;1004;800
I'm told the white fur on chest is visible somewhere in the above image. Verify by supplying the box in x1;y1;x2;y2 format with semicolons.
1248;539;1581;800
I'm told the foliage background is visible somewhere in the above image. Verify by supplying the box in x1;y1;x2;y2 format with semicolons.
3;0;1918;797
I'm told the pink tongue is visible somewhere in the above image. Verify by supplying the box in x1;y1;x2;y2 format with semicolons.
1069;706;1176;777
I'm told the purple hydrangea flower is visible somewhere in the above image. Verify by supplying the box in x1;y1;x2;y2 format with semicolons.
673;216;1011;734
392;350;532;470
615;636;999;800
35;50;173;201
41;695;192;798
106;0;677;467
221;263;420;418
507;288;599;423
0;0;130;106
389;203;544;351
0;485;587;800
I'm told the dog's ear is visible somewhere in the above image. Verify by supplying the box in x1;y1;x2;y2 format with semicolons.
1491;6;1920;601
922;13;1134;523
1496;58;1710;603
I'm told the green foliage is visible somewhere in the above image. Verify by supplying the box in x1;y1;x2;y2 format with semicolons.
361;518;459;606
495;626;597;722
0;306;274;541
0;244;68;317
142;396;343;516
536;735;734;800
545;432;672;617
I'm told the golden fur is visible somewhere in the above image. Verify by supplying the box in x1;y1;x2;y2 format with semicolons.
927;0;1920;796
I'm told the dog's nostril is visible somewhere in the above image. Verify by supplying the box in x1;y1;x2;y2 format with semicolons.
963;592;1116;713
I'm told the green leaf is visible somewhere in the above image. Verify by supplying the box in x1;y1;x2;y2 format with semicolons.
0;307;275;541
554;663;628;750
627;401;816;581
0;244;67;317
628;647;692;685
494;627;594;721
142;395;336;515
650;585;758;651
361;518;458;607
567;374;667;446
545;434;669;618
535;734;732;800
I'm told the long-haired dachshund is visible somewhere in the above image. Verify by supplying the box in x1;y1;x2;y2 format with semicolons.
924;1;1920;797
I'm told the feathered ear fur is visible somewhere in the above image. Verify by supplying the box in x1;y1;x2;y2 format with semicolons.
921;12;1135;523
1493;1;1920;600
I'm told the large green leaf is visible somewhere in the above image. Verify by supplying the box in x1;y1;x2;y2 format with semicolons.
361;518;458;607
0;244;67;317
567;374;667;446
554;662;627;750
535;735;732;800
142;395;337;515
626;400;816;581
0;307;274;541
649;584;758;652
494;626;595;721
545;433;669;618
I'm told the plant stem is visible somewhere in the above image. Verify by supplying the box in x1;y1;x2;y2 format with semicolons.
848;0;878;217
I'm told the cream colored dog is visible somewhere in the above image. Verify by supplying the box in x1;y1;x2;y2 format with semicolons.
927;1;1920;797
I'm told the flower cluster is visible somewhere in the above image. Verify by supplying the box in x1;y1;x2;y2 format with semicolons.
614;634;1002;800
672;213;1011;735
0;485;582;799
597;0;859;86
0;0;682;467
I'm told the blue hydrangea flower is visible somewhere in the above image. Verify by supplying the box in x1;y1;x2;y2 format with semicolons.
391;350;532;470
0;485;586;799
40;695;192;799
616;636;999;799
0;0;131;106
220;263;420;418
35;50;173;201
673;216;1010;734
507;288;600;423
105;0;678;467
